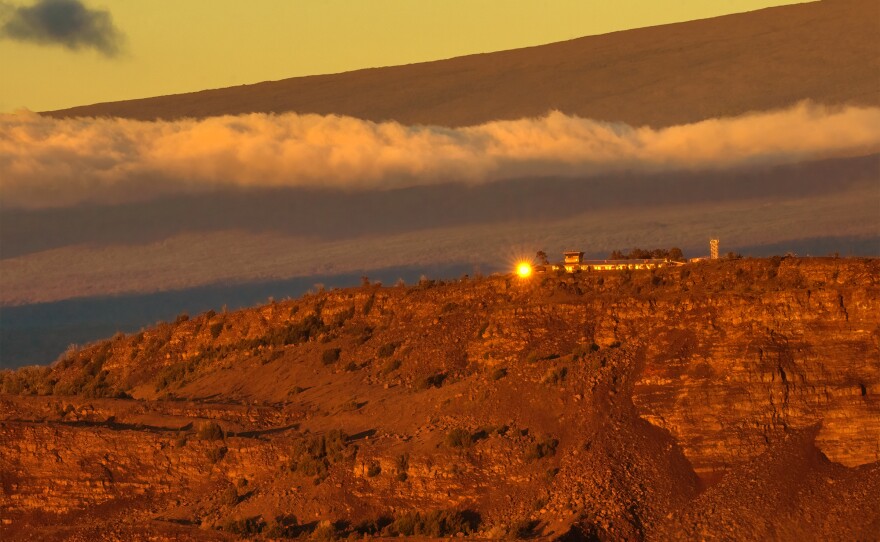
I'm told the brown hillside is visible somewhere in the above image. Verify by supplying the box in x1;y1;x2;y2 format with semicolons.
1;257;878;540
44;0;880;127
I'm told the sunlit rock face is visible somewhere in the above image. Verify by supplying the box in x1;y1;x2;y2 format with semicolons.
630;259;879;475
0;258;877;540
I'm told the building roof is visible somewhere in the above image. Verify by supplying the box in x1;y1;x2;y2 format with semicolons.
560;259;670;265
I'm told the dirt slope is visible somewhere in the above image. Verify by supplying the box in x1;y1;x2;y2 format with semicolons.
1;257;878;540
44;0;879;127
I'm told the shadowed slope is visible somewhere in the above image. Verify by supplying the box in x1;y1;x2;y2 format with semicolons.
44;0;879;127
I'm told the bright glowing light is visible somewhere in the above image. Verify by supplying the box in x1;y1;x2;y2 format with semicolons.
516;262;533;278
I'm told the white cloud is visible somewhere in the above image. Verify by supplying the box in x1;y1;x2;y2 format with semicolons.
1;101;878;208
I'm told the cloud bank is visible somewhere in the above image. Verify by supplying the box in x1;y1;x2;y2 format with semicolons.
1;102;879;209
0;0;123;56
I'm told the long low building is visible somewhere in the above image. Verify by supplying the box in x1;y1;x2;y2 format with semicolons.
547;251;681;272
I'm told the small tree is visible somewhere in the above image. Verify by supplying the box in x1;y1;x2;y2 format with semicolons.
535;251;549;265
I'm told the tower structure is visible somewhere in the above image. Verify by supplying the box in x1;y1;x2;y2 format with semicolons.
710;239;720;260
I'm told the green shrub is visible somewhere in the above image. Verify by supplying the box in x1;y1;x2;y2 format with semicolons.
209;321;224;339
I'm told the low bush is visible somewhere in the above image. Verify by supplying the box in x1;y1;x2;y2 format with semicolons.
207;446;228;463
197;421;225;440
441;302;458;313
386;509;480;537
289;430;349;482
263;514;300;538
311;522;341;541
322;348;341;365
331;306;355;327
508;519;540;539
542;366;568;385
417;372;446;390
491;367;508;380
394;453;409;481
223;516;266;536
221;485;239;506
525;437;559;462
445;428;474;449
362;293;376;315
377;341;401;358
380;358;401;375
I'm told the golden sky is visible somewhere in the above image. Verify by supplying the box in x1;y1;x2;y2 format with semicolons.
1;0;810;113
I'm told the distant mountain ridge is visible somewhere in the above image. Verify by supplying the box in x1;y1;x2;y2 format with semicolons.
44;0;879;127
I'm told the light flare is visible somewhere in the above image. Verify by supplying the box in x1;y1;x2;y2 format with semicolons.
516;262;533;278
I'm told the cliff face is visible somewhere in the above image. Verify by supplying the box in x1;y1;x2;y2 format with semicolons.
1;258;878;540
631;260;880;474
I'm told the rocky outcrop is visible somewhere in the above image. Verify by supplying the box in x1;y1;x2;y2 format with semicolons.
630;259;879;474
1;258;877;540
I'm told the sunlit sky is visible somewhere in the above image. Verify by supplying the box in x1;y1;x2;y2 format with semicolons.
1;0;810;113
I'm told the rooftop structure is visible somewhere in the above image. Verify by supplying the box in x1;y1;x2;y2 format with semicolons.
563;251;585;265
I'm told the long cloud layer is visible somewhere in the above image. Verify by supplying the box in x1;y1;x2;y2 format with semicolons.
2;102;879;209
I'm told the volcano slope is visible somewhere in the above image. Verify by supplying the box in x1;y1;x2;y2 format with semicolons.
1;257;878;540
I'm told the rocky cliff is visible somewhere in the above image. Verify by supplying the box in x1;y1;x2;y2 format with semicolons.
1;257;878;540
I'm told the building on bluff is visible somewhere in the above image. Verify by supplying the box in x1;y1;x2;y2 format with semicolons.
549;250;677;273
